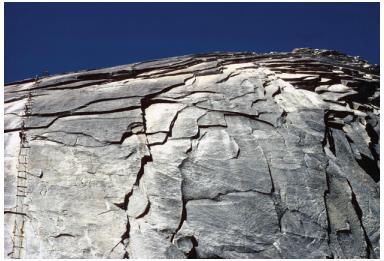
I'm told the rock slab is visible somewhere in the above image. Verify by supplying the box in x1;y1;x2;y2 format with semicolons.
4;48;380;258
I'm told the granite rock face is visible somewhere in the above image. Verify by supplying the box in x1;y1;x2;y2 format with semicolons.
4;48;380;258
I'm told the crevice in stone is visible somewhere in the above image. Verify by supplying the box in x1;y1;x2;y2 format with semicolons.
109;215;131;258
114;152;153;211
187;188;273;202
5;77;36;86
139;75;196;112
10;79;79;93
5;95;29;104
144;98;180;105
355;152;380;182
323;168;334;258
97;209;116;216
50;233;75;238
170;127;203;252
234;146;241;159
165;109;182;141
113;132;135;145
195;67;223;77
37;130;106;144
13;79;108;92
28;105;142;118
197;124;227;129
113;192;132;211
5;106;142;133
4;211;27;216
187;236;199;258
342;121;380;183
117;86;168;258
272;87;282;98
322;125;336;156
5;93;48;104
170;195;187;243
165;90;217;100
276;110;287;127
259;147;274;193
216;71;239;83
365;117;379;145
345;180;374;258
260;146;286;232
132;59;204;79
110;122;144;144
195;106;274;128
251;98;268;106
120;221;131;246
134;155;153;187
119;150;136;161
5;112;24;117
143;68;203;79
171;136;195;244
82;95;143;106
230;91;255;101
135;200;151;219
284;231;328;241
43;80;109;91
4;118;58;133
322;109;336;258
272;194;285;232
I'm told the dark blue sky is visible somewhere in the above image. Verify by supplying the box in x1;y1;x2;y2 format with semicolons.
5;2;380;83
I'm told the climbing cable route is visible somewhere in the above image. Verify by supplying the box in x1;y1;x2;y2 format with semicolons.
11;80;35;259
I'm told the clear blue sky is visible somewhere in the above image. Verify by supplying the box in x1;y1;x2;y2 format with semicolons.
5;2;380;83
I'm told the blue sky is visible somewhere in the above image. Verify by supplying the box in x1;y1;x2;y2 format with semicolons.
5;2;380;83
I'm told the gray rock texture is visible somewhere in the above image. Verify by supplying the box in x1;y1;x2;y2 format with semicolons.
4;48;380;258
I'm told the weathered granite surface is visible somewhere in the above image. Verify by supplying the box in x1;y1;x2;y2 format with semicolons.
4;48;380;258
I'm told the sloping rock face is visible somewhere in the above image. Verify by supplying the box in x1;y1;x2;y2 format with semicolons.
4;48;380;258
